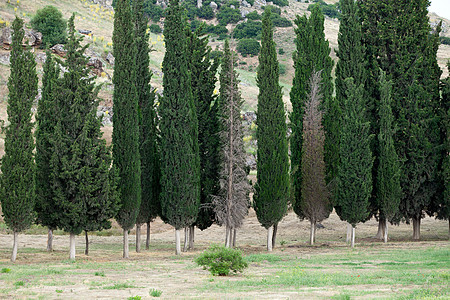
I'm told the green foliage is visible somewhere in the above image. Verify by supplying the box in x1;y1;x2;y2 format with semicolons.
14;281;24;287
1;17;37;234
160;0;200;230
128;296;141;300
290;6;334;219
278;63;286;75
206;24;228;36
246;11;261;20
134;0;161;227
278;48;285;55
149;24;162;34
149;289;163;297
113;0;141;231
254;9;289;229
272;0;288;6
95;271;105;276
31;6;66;47
440;36;450;45
217;6;242;25
196;245;248;276
233;21;262;40
236;38;260;56
197;5;215;19
271;15;292;27
1;268;11;273
307;1;340;19
336;79;373;227
143;1;165;22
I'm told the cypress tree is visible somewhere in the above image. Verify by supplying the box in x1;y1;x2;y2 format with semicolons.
300;70;331;246
0;17;37;262
186;26;221;249
113;0;141;258
376;71;401;243
213;39;251;248
336;78;373;248
360;0;442;240
35;49;59;252
160;0;200;255
50;15;118;260
254;8;289;252
133;0;161;253
290;6;334;220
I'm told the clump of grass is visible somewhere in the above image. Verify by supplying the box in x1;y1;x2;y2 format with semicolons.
104;283;136;290
150;289;162;297
128;296;141;300
14;281;24;287
95;271;105;277
1;268;11;273
55;289;63;293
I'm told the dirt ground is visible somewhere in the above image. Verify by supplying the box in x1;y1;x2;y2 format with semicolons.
0;210;448;299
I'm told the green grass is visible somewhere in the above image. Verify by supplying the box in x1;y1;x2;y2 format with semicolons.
149;288;163;297
103;283;137;290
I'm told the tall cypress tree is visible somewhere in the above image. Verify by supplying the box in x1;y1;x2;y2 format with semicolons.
290;6;334;220
213;39;251;248
336;78;373;248
133;0;161;253
360;0;442;240
35;49;59;252
254;8;289;252
113;0;141;258
160;0;200;255
0;17;37;262
50;15;118;260
376;71;401;243
186;26;220;249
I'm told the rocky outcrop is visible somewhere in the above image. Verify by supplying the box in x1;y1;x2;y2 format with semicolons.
1;27;42;49
51;44;67;57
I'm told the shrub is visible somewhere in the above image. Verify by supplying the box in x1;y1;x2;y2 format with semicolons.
272;0;289;7
197;5;215;19
272;15;292;27
143;1;165;22
264;5;281;15
278;48;285;55
218;33;228;40
149;24;162;34
233;20;262;39
246;11;261;20
149;289;162;297
237;38;260;56
279;63;286;75
31;6;66;47
217;6;242;25
195;245;248;276
440;36;450;45
206;24;228;36
307;1;340;19
210;50;223;61
246;0;255;6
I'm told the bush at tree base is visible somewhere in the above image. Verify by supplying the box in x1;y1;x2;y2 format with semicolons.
195;245;248;276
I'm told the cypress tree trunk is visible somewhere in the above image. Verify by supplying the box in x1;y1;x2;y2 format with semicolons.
175;229;181;255
189;225;194;250
11;231;18;262
146;221;150;250
183;227;189;252
123;229;129;259
346;223;352;243
267;226;273;252
384;219;388;243
136;224;141;253
351;227;356;248
376;218;386;240
272;223;277;249
310;221;316;246
47;229;53;252
412;217;421;240
84;231;89;256
69;233;76;260
225;226;230;248
232;228;237;248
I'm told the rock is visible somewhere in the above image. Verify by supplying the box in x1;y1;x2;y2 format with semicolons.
1;27;42;47
230;4;235;9
51;44;67;56
242;111;257;124
242;0;251;7
197;0;202;8
88;57;103;70
27;30;42;46
210;1;218;9
35;52;47;64
0;52;10;65
106;52;115;65
246;154;257;170
241;9;250;18
78;29;92;35
152;68;163;77
1;27;12;46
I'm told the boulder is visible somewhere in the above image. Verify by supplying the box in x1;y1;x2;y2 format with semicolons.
1;27;42;47
230;4;235;9
0;52;10;65
106;52;115;65
1;27;12;46
210;1;218;10
242;0;251;7
78;29;92;35
51;44;67;56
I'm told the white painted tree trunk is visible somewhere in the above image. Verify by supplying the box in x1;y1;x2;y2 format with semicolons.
136;224;141;253
346;223;352;243
47;228;53;252
175;229;181;255
310;221;315;246
384;219;388;243
11;231;18;262
351;227;355;248
225;226;231;248
69;233;76;260
123;229;129;259
146;222;151;250
267;226;273;252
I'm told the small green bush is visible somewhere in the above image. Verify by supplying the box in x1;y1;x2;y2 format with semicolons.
197;5;215;19
279;63;286;75
278;48;285;55
149;24;162;34
217;6;242;25
440;36;450;45
237;38;261;57
307;1;340;19
94;271;105;277
246;11;261;20
128;296;141;300
1;268;11;273
196;244;248;276
272;0;289;7
31;5;67;47
149;289;163;297
233;20;262;40
143;1;165;22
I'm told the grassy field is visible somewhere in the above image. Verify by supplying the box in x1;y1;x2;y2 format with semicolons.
0;210;449;299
